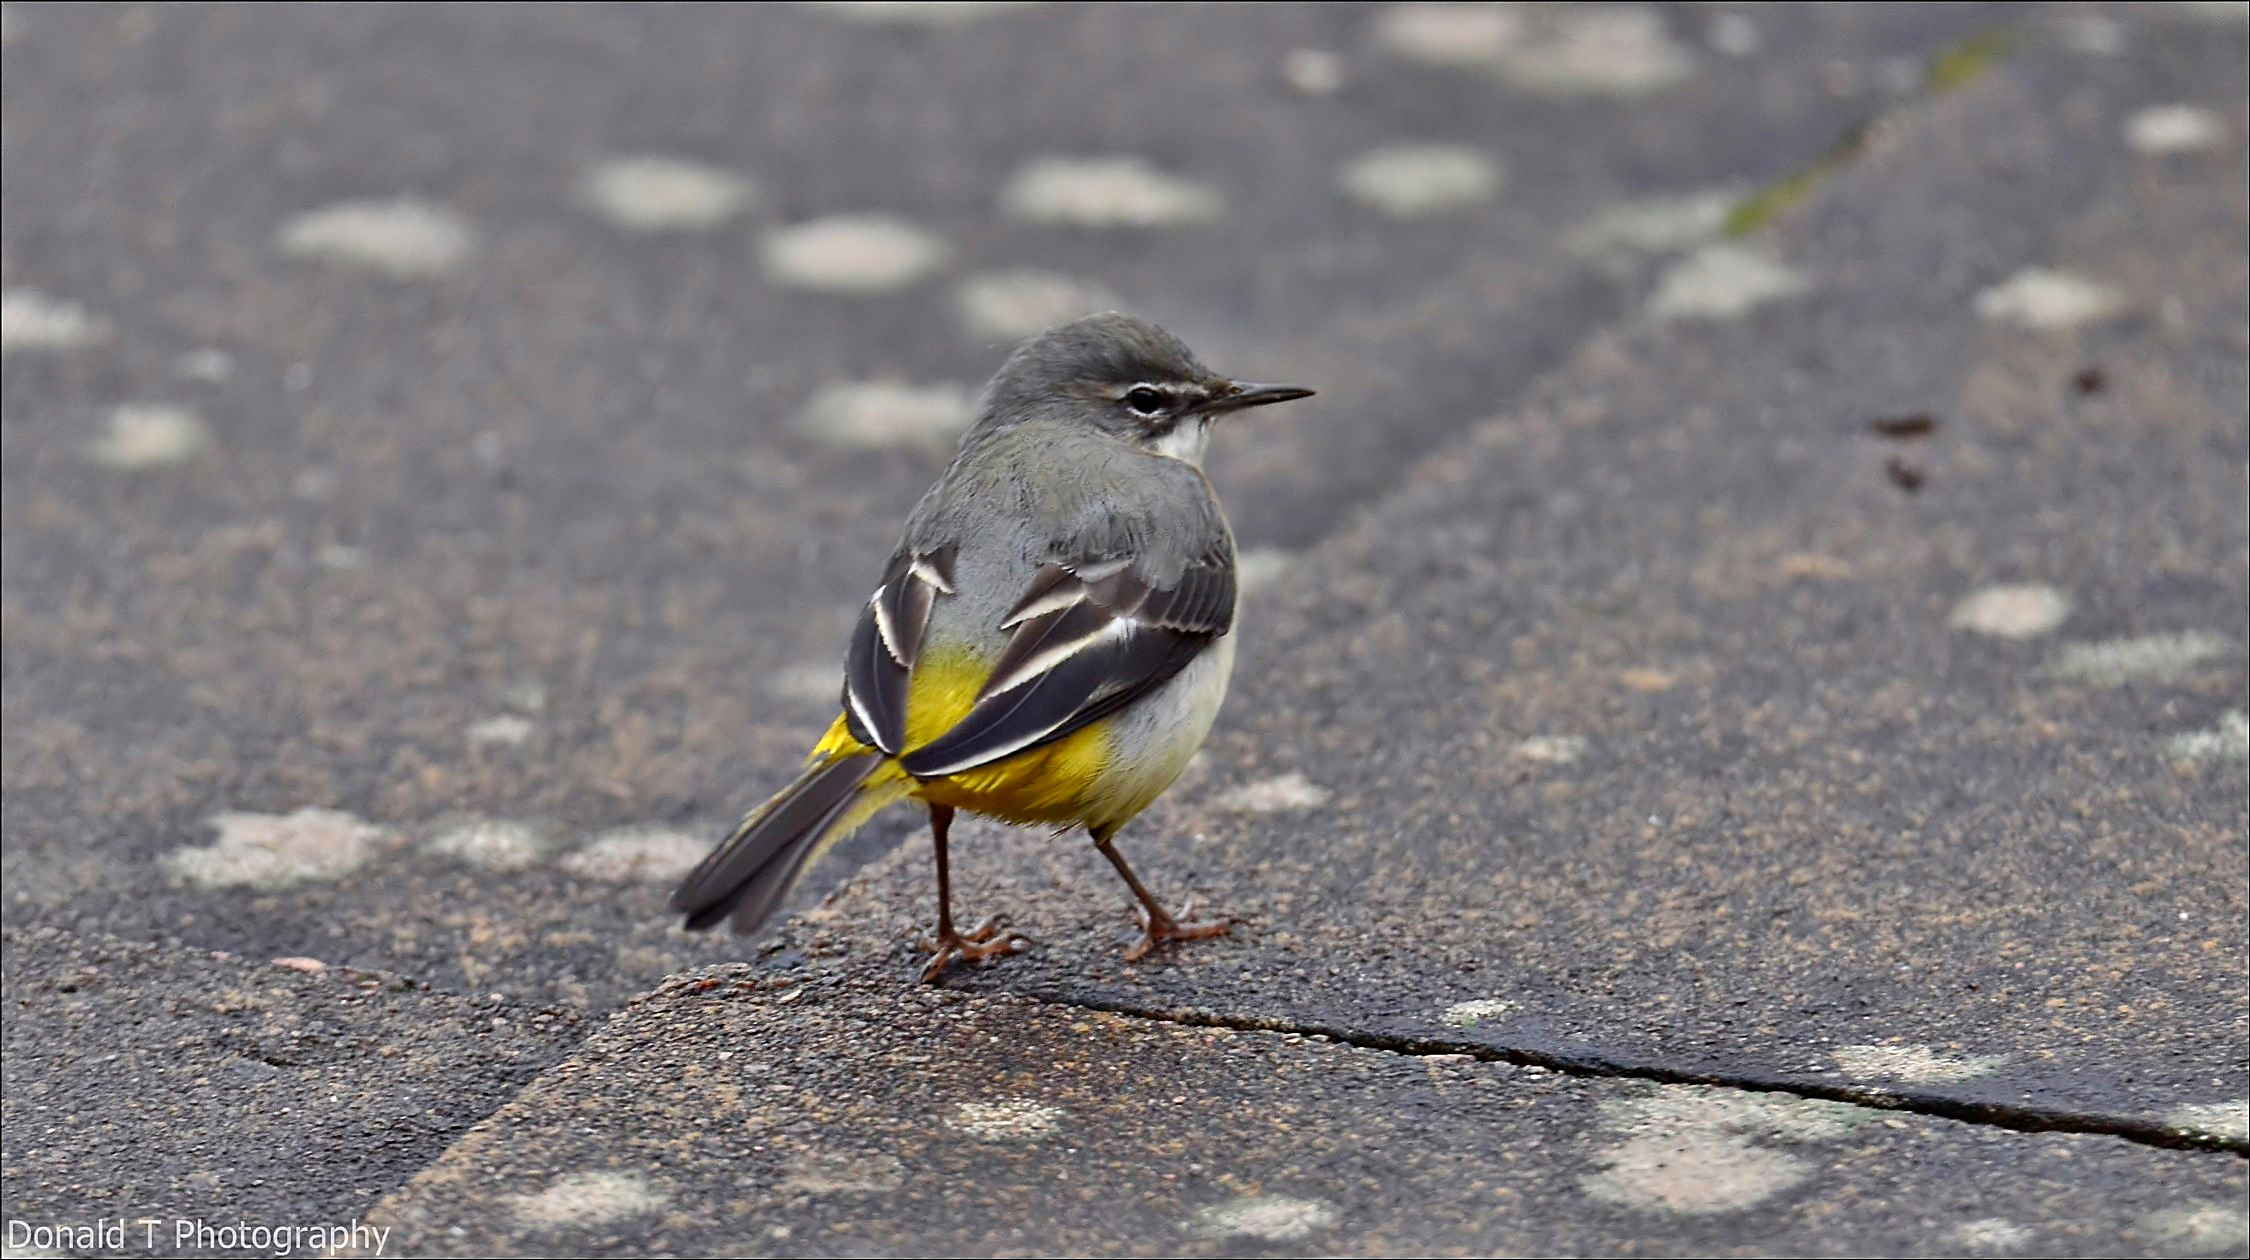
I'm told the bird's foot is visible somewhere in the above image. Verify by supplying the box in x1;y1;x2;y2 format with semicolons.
918;915;1033;983
1124;900;1231;963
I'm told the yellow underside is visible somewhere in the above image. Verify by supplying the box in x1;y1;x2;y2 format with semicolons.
809;644;1143;831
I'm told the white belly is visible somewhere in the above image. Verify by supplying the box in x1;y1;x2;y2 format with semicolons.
1089;630;1236;825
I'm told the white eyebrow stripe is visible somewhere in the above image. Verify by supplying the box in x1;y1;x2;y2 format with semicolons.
976;619;1134;702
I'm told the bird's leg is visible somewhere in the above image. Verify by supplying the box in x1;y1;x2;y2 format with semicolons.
917;803;1030;982
1091;824;1230;962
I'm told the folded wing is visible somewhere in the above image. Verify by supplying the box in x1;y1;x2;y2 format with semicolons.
899;546;1234;778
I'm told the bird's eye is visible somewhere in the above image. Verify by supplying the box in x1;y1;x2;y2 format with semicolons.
1123;386;1167;417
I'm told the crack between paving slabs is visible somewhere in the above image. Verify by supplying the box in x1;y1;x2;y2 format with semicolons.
1014;991;2250;1160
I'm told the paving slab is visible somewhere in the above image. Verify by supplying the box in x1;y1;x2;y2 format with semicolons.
763;17;2250;1143
348;967;2248;1258
0;924;584;1249
5;5;2247;1254
4;2;2028;1011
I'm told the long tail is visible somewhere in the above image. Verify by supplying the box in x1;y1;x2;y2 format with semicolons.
672;752;911;935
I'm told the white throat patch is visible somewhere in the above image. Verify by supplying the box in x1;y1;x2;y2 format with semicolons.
1148;416;1213;465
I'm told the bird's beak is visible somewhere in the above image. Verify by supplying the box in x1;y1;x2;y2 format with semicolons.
1200;381;1316;416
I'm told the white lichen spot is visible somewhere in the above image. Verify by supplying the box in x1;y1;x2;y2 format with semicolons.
1580;1085;1864;1215
2058;13;2126;55
999;156;1225;228
2165;1099;2250;1142
164;808;383;889
1973;268;2125;330
807;1;1039;25
1212;772;1332;813
1706;11;1761;57
1832;1044;2006;1085
1514;735;1587;765
949;1098;1064;1140
2124;104;2228;154
2047;631;2231;686
2139;1202;2250;1255
85;404;213;470
1953;1218;2033;1251
1647;244;1808;320
1192;1195;1338;1242
1563;186;1741;261
1583;1128;1813;1214
1282;48;1347;95
1234;547;1293;593
1604;1087;1865;1143
2166;710;2249;763
1338;144;1503;218
760;214;949;294
781;1149;907;1194
1498;6;1698;98
426;819;549;872
466;715;537;746
560;827;709;883
1374;3;1694;96
954;269;1119;342
578;155;758;232
1;288;109;352
277;198;475;277
1947;584;2072;640
794;379;975;449
173;348;235;381
1371;4;1524;69
508;1171;669;1227
1441;998;1516;1027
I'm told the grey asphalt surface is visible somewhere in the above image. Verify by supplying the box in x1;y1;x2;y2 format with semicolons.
347;967;2245;1259
2;925;582;1239
3;3;2245;1257
2;0;2025;1013
840;17;2250;1136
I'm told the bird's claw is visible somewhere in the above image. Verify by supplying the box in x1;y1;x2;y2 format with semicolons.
918;916;1034;983
1125;898;1231;963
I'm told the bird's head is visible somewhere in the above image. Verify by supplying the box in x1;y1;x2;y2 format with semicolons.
974;312;1313;465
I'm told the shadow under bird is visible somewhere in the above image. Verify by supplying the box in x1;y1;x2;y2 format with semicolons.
673;313;1313;980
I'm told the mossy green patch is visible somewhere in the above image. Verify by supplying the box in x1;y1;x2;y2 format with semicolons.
1925;31;2011;94
1725;28;2015;237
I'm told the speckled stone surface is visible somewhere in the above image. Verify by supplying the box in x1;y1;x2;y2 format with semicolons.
341;968;2246;1258
804;15;2250;1141
3;3;2245;1256
0;925;583;1243
1;0;2031;1012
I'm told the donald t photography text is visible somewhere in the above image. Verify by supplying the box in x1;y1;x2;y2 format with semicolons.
6;1216;390;1257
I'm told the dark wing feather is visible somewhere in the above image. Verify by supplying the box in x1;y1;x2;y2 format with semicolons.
899;548;1234;780
841;544;955;754
672;752;879;931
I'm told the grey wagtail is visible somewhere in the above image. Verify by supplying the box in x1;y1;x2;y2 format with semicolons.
672;313;1312;981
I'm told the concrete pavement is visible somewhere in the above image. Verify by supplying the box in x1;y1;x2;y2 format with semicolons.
4;3;2244;1256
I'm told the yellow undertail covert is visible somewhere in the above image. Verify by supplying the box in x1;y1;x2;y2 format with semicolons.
809;643;1149;831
